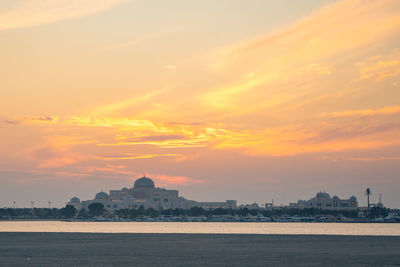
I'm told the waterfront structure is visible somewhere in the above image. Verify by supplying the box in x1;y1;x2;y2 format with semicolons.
370;194;385;208
68;176;236;211
238;203;260;210
289;192;358;210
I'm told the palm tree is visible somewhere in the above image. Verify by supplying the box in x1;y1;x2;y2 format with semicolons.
365;188;371;215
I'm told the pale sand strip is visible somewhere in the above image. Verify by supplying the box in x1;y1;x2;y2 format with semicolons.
0;233;399;266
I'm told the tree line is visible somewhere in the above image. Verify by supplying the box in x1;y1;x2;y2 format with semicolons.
0;203;392;219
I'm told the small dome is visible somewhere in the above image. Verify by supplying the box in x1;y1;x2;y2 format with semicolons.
95;191;109;200
134;176;155;189
122;187;129;191
70;196;80;203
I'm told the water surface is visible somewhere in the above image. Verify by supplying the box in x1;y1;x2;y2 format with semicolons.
1;221;400;236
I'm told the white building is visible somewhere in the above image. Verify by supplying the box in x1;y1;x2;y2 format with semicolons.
289;192;358;210
67;176;236;211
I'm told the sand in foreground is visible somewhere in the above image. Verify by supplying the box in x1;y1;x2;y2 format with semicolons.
0;233;400;266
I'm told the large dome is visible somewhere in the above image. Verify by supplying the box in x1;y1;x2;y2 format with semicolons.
95;191;109;200
316;192;331;200
134;176;155;189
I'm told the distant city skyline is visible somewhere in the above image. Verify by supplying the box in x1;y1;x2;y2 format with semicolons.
1;175;385;209
1;0;400;208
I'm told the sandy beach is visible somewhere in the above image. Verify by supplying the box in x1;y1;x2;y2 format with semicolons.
0;233;399;266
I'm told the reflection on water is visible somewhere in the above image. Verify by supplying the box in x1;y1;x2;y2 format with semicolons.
0;221;400;236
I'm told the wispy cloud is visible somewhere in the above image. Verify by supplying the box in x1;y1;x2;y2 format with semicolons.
100;26;187;51
94;153;181;160
346;156;400;162
300;63;331;75
21;116;59;124
88;89;164;116
202;0;400;113
219;0;400;68
3;120;19;125
129;135;186;142
3;0;400;184
356;50;400;81
155;174;204;186
320;106;400;118
164;65;177;71
0;0;128;31
22;135;97;168
3;116;58;125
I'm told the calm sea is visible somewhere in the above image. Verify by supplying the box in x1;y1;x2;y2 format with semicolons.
0;221;399;236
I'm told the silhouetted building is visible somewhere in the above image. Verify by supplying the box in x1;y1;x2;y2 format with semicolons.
289;192;358;210
67;176;236;211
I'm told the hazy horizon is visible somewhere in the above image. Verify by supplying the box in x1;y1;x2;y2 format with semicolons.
1;0;400;208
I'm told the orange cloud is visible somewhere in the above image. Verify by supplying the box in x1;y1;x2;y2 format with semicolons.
79;164;133;175
38;155;84;168
21;135;96;168
3;0;400;173
94;154;181;160
155;174;203;186
11;105;400;163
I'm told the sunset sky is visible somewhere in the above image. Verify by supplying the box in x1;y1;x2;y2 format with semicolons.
1;0;400;208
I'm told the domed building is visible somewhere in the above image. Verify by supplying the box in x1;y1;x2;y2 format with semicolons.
316;192;331;200
67;176;236;211
70;196;80;203
68;196;81;209
134;176;155;189
95;191;109;200
289;192;358;210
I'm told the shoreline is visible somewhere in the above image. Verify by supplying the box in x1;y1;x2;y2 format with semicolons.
0;219;400;224
1;232;400;266
2;231;400;237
